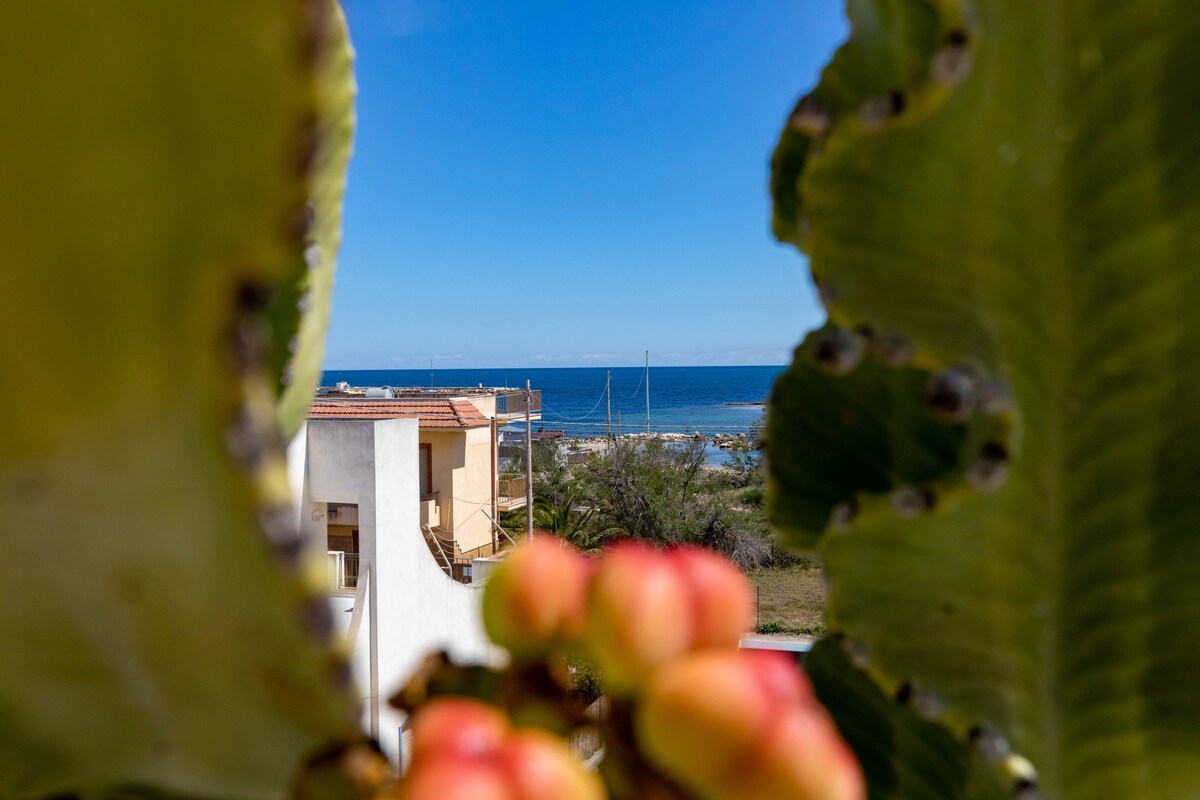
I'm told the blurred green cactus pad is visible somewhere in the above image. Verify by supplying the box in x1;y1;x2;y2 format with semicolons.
0;2;356;797
767;0;1200;797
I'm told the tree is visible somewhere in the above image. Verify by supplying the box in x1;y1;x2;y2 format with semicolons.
572;440;771;569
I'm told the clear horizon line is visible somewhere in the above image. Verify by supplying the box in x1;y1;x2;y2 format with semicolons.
322;362;791;371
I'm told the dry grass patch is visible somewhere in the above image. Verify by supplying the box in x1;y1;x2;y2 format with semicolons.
749;560;827;637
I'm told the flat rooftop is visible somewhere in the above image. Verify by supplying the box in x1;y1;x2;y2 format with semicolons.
318;385;522;398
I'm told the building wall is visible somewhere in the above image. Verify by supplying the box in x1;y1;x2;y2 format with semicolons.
466;395;497;418
294;418;495;764
457;426;495;552
421;430;459;536
421;426;495;553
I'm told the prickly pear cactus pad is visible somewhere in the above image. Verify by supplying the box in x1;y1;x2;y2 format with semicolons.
0;3;356;798
269;0;355;439
806;639;1007;800
768;0;1200;798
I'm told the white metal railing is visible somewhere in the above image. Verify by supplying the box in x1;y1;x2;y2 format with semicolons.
422;525;453;572
326;550;359;591
420;525;477;584
481;508;519;548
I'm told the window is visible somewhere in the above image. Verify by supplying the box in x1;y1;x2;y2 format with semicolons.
419;443;432;498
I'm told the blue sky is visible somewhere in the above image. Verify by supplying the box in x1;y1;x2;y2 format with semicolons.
327;1;846;369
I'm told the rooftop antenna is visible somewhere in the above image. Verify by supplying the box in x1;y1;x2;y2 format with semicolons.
429;358;433;388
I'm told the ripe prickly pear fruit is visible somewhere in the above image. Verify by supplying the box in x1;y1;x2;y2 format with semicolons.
482;535;590;658
668;545;754;649
584;542;754;692
399;757;515;800
634;648;775;782
409;697;509;762
501;729;607;800
744;703;865;800
635;651;863;800
584;541;693;692
400;697;606;800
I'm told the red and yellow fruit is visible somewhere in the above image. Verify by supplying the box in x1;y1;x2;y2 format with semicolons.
482;535;591;658
584;542;753;692
584;541;694;691
669;545;754;649
399;697;606;800
635;650;863;800
470;537;862;800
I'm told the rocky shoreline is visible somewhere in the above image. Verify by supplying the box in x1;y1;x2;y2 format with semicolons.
564;431;756;453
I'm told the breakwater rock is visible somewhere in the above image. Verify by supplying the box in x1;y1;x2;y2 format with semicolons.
564;432;756;452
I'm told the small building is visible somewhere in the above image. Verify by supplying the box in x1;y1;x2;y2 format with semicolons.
311;385;544;556
309;398;499;561
287;415;497;764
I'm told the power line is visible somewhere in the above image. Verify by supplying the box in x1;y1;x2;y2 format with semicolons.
514;420;762;431
648;351;685;367
614;363;646;399
540;383;609;421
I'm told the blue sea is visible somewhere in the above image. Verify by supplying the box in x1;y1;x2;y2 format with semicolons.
320;365;784;462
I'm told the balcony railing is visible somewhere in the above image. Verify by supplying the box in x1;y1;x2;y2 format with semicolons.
421;526;477;584
497;474;526;498
497;474;527;511
495;390;542;419
327;551;359;592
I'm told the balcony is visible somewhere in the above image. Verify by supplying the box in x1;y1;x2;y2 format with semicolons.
495;390;542;422
420;492;440;528
326;550;359;593
496;473;527;511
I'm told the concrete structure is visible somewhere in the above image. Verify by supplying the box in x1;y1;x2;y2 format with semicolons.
310;386;543;557
288;417;495;762
309;399;497;558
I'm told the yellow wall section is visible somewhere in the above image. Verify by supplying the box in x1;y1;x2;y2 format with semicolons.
421;426;494;553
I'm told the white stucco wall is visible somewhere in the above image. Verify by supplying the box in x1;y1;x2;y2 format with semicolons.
294;418;495;763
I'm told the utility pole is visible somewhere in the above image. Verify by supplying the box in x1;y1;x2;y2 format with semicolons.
524;379;533;538
645;350;650;434
490;419;498;552
429;358;433;387
617;410;621;440
606;369;612;443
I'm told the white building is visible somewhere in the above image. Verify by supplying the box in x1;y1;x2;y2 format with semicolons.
287;414;497;763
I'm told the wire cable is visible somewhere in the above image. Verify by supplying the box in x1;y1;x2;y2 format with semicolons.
649;351;685;367
614;364;645;399
515;420;762;431
540;381;609;421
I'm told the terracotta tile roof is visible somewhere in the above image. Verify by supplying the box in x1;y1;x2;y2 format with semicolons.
308;398;490;429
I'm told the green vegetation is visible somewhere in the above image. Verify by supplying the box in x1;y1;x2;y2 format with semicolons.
502;436;792;571
749;561;826;637
501;435;830;635
564;655;605;709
